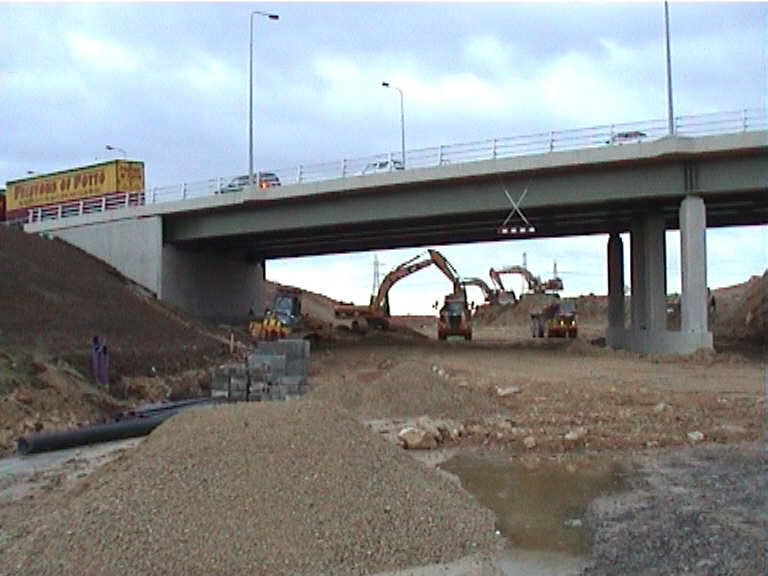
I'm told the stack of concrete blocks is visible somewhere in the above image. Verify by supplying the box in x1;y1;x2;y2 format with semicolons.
209;339;310;402
210;367;231;400
256;339;310;396
247;352;288;401
229;366;249;401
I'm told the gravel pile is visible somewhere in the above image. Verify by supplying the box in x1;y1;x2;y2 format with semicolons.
3;400;498;576
308;356;501;421
582;441;766;576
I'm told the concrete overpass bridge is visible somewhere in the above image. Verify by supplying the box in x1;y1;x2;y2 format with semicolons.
25;110;768;355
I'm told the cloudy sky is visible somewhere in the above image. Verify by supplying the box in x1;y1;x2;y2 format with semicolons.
2;1;766;314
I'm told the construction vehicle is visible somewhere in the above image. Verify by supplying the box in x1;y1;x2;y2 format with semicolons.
438;289;473;340
250;287;331;341
461;277;516;306
489;265;563;296
334;249;461;330
530;300;578;338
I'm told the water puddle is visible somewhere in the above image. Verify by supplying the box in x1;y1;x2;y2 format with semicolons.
440;454;631;575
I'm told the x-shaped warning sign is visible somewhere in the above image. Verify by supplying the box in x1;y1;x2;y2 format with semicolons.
497;183;536;235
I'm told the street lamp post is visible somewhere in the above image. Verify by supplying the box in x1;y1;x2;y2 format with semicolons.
105;145;126;159
664;0;675;135
382;81;405;167
249;10;279;187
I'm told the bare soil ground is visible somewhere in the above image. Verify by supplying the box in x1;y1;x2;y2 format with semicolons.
0;224;766;575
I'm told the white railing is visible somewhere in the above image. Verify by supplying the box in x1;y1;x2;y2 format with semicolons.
26;191;146;224
18;108;767;226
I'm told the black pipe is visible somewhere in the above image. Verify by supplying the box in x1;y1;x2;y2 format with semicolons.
116;397;222;420
16;398;224;456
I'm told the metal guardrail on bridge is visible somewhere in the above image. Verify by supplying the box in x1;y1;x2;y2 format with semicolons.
20;108;768;224
26;191;146;225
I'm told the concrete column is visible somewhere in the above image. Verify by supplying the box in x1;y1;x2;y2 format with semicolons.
607;233;625;329
630;213;667;331
630;218;648;330
644;213;668;332
679;196;709;335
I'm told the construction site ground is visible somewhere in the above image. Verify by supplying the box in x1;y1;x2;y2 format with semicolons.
0;225;765;575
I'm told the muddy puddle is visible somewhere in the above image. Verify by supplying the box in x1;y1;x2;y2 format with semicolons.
440;454;631;575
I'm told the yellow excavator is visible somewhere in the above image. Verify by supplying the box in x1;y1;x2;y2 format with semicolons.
489;265;564;296
334;249;467;333
489;265;578;338
250;287;314;341
460;276;517;306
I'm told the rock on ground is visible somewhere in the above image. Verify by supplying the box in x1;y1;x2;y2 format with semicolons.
2;400;499;576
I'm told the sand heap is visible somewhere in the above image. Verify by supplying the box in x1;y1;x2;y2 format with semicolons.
3;400;497;576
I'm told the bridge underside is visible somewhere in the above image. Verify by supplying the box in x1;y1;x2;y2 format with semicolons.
169;189;765;262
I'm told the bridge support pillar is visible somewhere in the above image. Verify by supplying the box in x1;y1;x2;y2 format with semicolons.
606;232;625;330
606;198;712;354
679;195;713;348
634;212;668;332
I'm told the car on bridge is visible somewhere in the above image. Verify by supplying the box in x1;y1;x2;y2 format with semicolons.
358;159;404;175
220;172;281;193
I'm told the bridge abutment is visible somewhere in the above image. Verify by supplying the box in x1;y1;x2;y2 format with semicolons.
160;245;265;324
606;195;713;354
33;215;265;325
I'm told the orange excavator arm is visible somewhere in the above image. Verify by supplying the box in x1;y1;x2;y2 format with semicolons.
426;249;462;296
370;254;435;313
370;249;463;314
460;277;494;302
489;265;563;295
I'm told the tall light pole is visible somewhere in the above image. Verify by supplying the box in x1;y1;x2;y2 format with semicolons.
249;9;279;187
664;0;675;135
105;145;126;159
382;81;405;166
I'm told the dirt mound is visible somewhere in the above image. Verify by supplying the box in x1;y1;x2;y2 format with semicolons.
0;226;235;377
308;353;501;421
0;226;241;454
3;400;498;576
474;293;562;328
712;272;766;344
0;351;128;452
